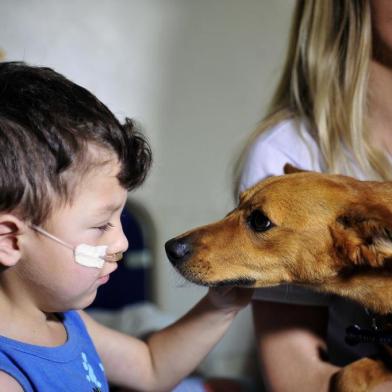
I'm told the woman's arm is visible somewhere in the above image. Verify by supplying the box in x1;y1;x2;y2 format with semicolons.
253;300;339;392
81;287;252;392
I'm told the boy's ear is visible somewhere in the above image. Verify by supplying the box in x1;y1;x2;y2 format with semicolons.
0;214;25;267
283;163;307;174
330;204;392;268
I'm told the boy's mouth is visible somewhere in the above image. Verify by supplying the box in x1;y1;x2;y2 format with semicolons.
98;275;110;285
101;263;118;279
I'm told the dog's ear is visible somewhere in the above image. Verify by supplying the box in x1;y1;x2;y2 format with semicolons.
283;163;307;174
330;204;392;268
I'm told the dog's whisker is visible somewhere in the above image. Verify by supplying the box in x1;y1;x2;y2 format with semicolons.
175;281;192;288
171;271;192;288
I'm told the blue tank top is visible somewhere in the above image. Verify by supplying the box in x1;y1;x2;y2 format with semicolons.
0;311;109;391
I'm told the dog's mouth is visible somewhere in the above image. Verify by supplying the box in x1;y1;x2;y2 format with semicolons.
208;278;256;287
181;273;256;288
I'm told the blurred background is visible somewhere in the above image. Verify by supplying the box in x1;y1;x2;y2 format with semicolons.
0;0;294;387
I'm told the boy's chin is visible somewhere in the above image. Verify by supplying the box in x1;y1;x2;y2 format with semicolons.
84;292;99;309
70;290;98;311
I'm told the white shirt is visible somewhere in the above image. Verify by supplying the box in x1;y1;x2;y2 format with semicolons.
239;119;379;365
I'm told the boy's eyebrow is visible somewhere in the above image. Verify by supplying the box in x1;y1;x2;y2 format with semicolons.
95;202;125;216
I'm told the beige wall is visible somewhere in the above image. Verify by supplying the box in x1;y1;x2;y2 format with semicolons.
0;0;295;377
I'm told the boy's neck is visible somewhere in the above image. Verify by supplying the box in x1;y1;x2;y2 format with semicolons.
0;275;67;347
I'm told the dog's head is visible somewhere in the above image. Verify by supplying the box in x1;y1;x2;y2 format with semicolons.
165;165;392;312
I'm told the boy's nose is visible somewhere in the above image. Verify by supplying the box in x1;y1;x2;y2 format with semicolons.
165;237;193;266
111;225;129;257
119;229;129;253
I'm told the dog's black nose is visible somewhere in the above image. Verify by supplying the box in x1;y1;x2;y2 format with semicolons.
165;237;192;265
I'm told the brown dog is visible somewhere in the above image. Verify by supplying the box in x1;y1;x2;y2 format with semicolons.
165;165;392;391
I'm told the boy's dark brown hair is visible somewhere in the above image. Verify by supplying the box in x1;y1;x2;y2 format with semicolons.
0;61;152;224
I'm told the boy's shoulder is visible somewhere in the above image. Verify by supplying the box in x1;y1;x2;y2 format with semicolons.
0;310;108;391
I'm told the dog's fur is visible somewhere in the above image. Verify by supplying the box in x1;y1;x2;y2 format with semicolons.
165;165;392;391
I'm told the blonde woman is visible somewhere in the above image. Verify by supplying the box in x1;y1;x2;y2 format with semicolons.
235;1;392;391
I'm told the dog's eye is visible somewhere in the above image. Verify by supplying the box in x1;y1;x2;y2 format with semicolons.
247;210;272;233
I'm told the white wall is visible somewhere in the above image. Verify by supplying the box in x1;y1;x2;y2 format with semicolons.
0;0;294;377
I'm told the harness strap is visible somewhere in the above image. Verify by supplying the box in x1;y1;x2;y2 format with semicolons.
346;324;392;346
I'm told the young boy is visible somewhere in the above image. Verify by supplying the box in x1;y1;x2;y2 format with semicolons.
0;62;252;391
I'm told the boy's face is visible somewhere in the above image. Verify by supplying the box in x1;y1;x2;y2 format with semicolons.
16;157;129;312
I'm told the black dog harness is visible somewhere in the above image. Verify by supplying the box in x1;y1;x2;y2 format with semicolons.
345;313;392;346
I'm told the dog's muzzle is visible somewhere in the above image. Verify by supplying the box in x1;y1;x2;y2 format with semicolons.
165;237;193;266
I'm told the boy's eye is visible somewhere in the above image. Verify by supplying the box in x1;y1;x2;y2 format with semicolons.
94;222;114;232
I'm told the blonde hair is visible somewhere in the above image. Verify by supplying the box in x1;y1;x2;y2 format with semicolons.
234;0;391;194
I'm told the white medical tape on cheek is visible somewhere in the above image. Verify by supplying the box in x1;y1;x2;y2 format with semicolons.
30;224;108;269
74;244;108;269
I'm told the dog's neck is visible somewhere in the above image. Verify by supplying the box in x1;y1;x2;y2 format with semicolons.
321;273;392;315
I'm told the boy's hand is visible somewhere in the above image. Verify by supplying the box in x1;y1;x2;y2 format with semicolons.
207;286;254;313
